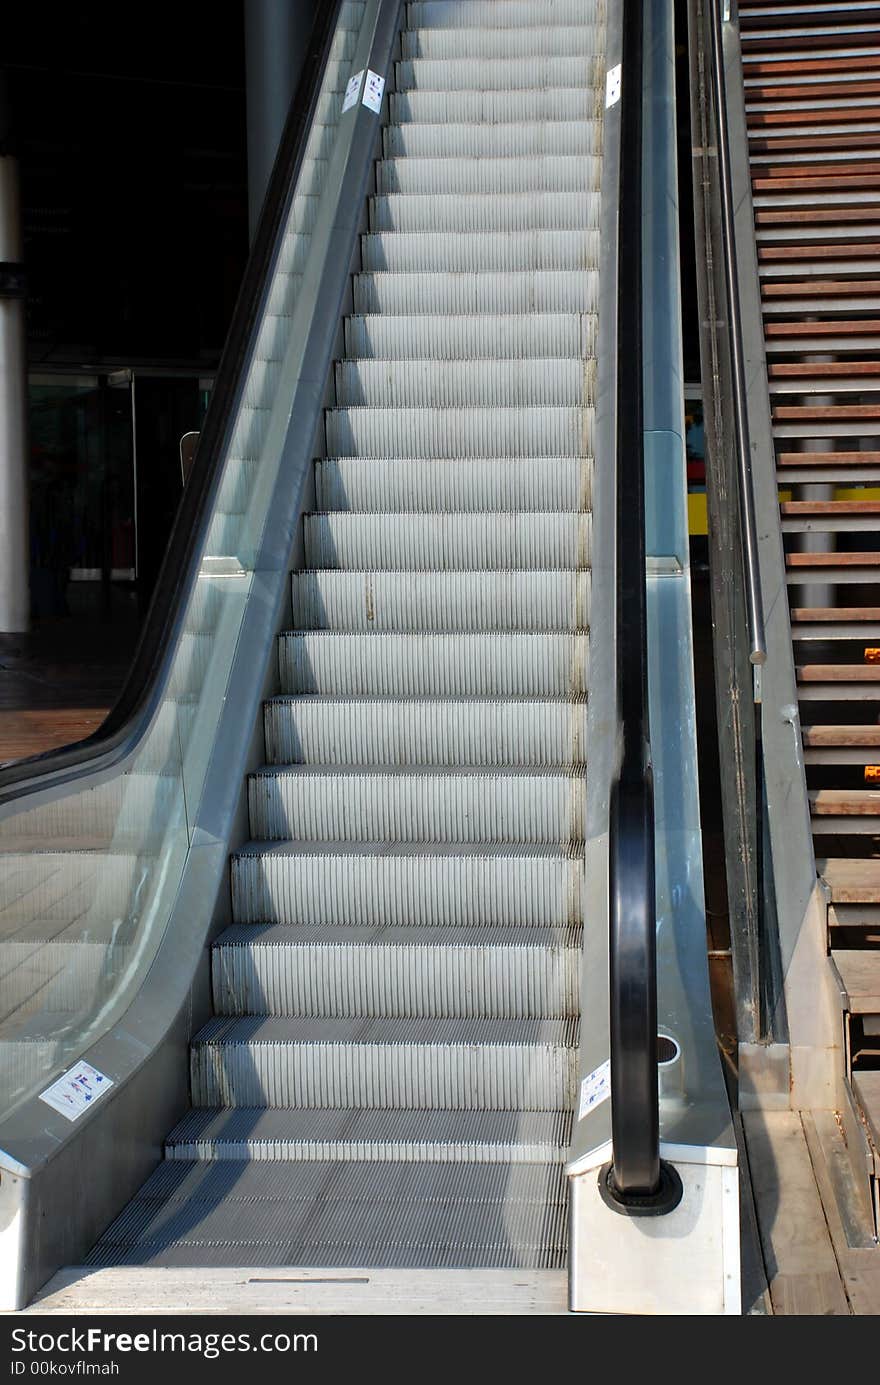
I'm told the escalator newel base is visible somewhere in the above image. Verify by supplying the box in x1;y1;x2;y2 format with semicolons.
597;1159;684;1218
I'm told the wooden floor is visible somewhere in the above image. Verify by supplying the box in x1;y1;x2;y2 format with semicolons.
743;1110;880;1315
0;595;140;765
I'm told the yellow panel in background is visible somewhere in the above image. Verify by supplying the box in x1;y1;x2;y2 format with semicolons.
836;487;880;501
688;493;708;536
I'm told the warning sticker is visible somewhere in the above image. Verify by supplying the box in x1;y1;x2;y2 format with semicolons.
578;1058;611;1121
362;69;386;115
39;1062;114;1122
342;69;364;113
606;64;622;109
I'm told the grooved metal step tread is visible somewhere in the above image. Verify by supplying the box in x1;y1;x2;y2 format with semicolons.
390;89;603;126
233;839;583;861
247;764;587;846
352;269;598;315
190;1016;579;1111
399;26;604;61
301;511;592;570
277;630;591;697
230;840;584;930
193;1015;579;1048
314;457;592;512
407;0;599;25
334;356;595;405
165;1106;573;1163
85;1161;569;1270
395;56;605;95
211;923;581;1019
346;310;597;356
325;406;595;459
291;569;592;632
383;122;602;159
374;155;602;196
263;696;588;767
215;923;582;947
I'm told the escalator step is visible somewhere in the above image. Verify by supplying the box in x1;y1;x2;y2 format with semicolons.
263;696;589;768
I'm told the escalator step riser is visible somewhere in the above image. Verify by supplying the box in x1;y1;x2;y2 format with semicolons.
243;359;281;410
230;405;270;463
254;311;295;362
165;1106;573;1164
247;769;587;845
212;933;580;1019
190;1038;577;1111
167;633;213;698
358;230;600;274
383;120;602;158
375;155;602;194
320;59;360;96
231;850;585;929
345;312;597;360
400;26;604;61
290;570;592;632
335;357;595;407
369;192;601;234
390;87;602;124
352;270;598;315
325;406;595;459
218;459;258;514
265;271;303;319
206;511;243;557
395;56;605;92
407;0;602;29
301;513;592;571
264;697;589;768
328;26;358;60
301;123;342;162
278;631;590;697
314;457;592;512
275;234;314;274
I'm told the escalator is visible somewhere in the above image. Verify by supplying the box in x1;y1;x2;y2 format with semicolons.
0;0;735;1314
85;0;600;1272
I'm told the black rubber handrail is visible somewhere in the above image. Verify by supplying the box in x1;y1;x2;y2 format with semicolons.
604;0;680;1216
0;0;345;809
607;0;658;1202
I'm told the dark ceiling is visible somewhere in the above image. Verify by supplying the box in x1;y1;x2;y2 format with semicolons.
5;2;248;371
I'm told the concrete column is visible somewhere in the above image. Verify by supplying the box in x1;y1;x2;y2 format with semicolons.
244;0;317;241
0;75;29;632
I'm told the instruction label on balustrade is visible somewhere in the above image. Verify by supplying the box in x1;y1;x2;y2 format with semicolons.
40;1061;114;1121
342;69;364;113
362;69;386;114
578;1058;611;1120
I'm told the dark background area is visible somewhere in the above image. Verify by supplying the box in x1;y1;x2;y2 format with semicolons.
6;1;248;370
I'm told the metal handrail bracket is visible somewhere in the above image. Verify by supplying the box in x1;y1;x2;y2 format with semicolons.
567;0;740;1317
